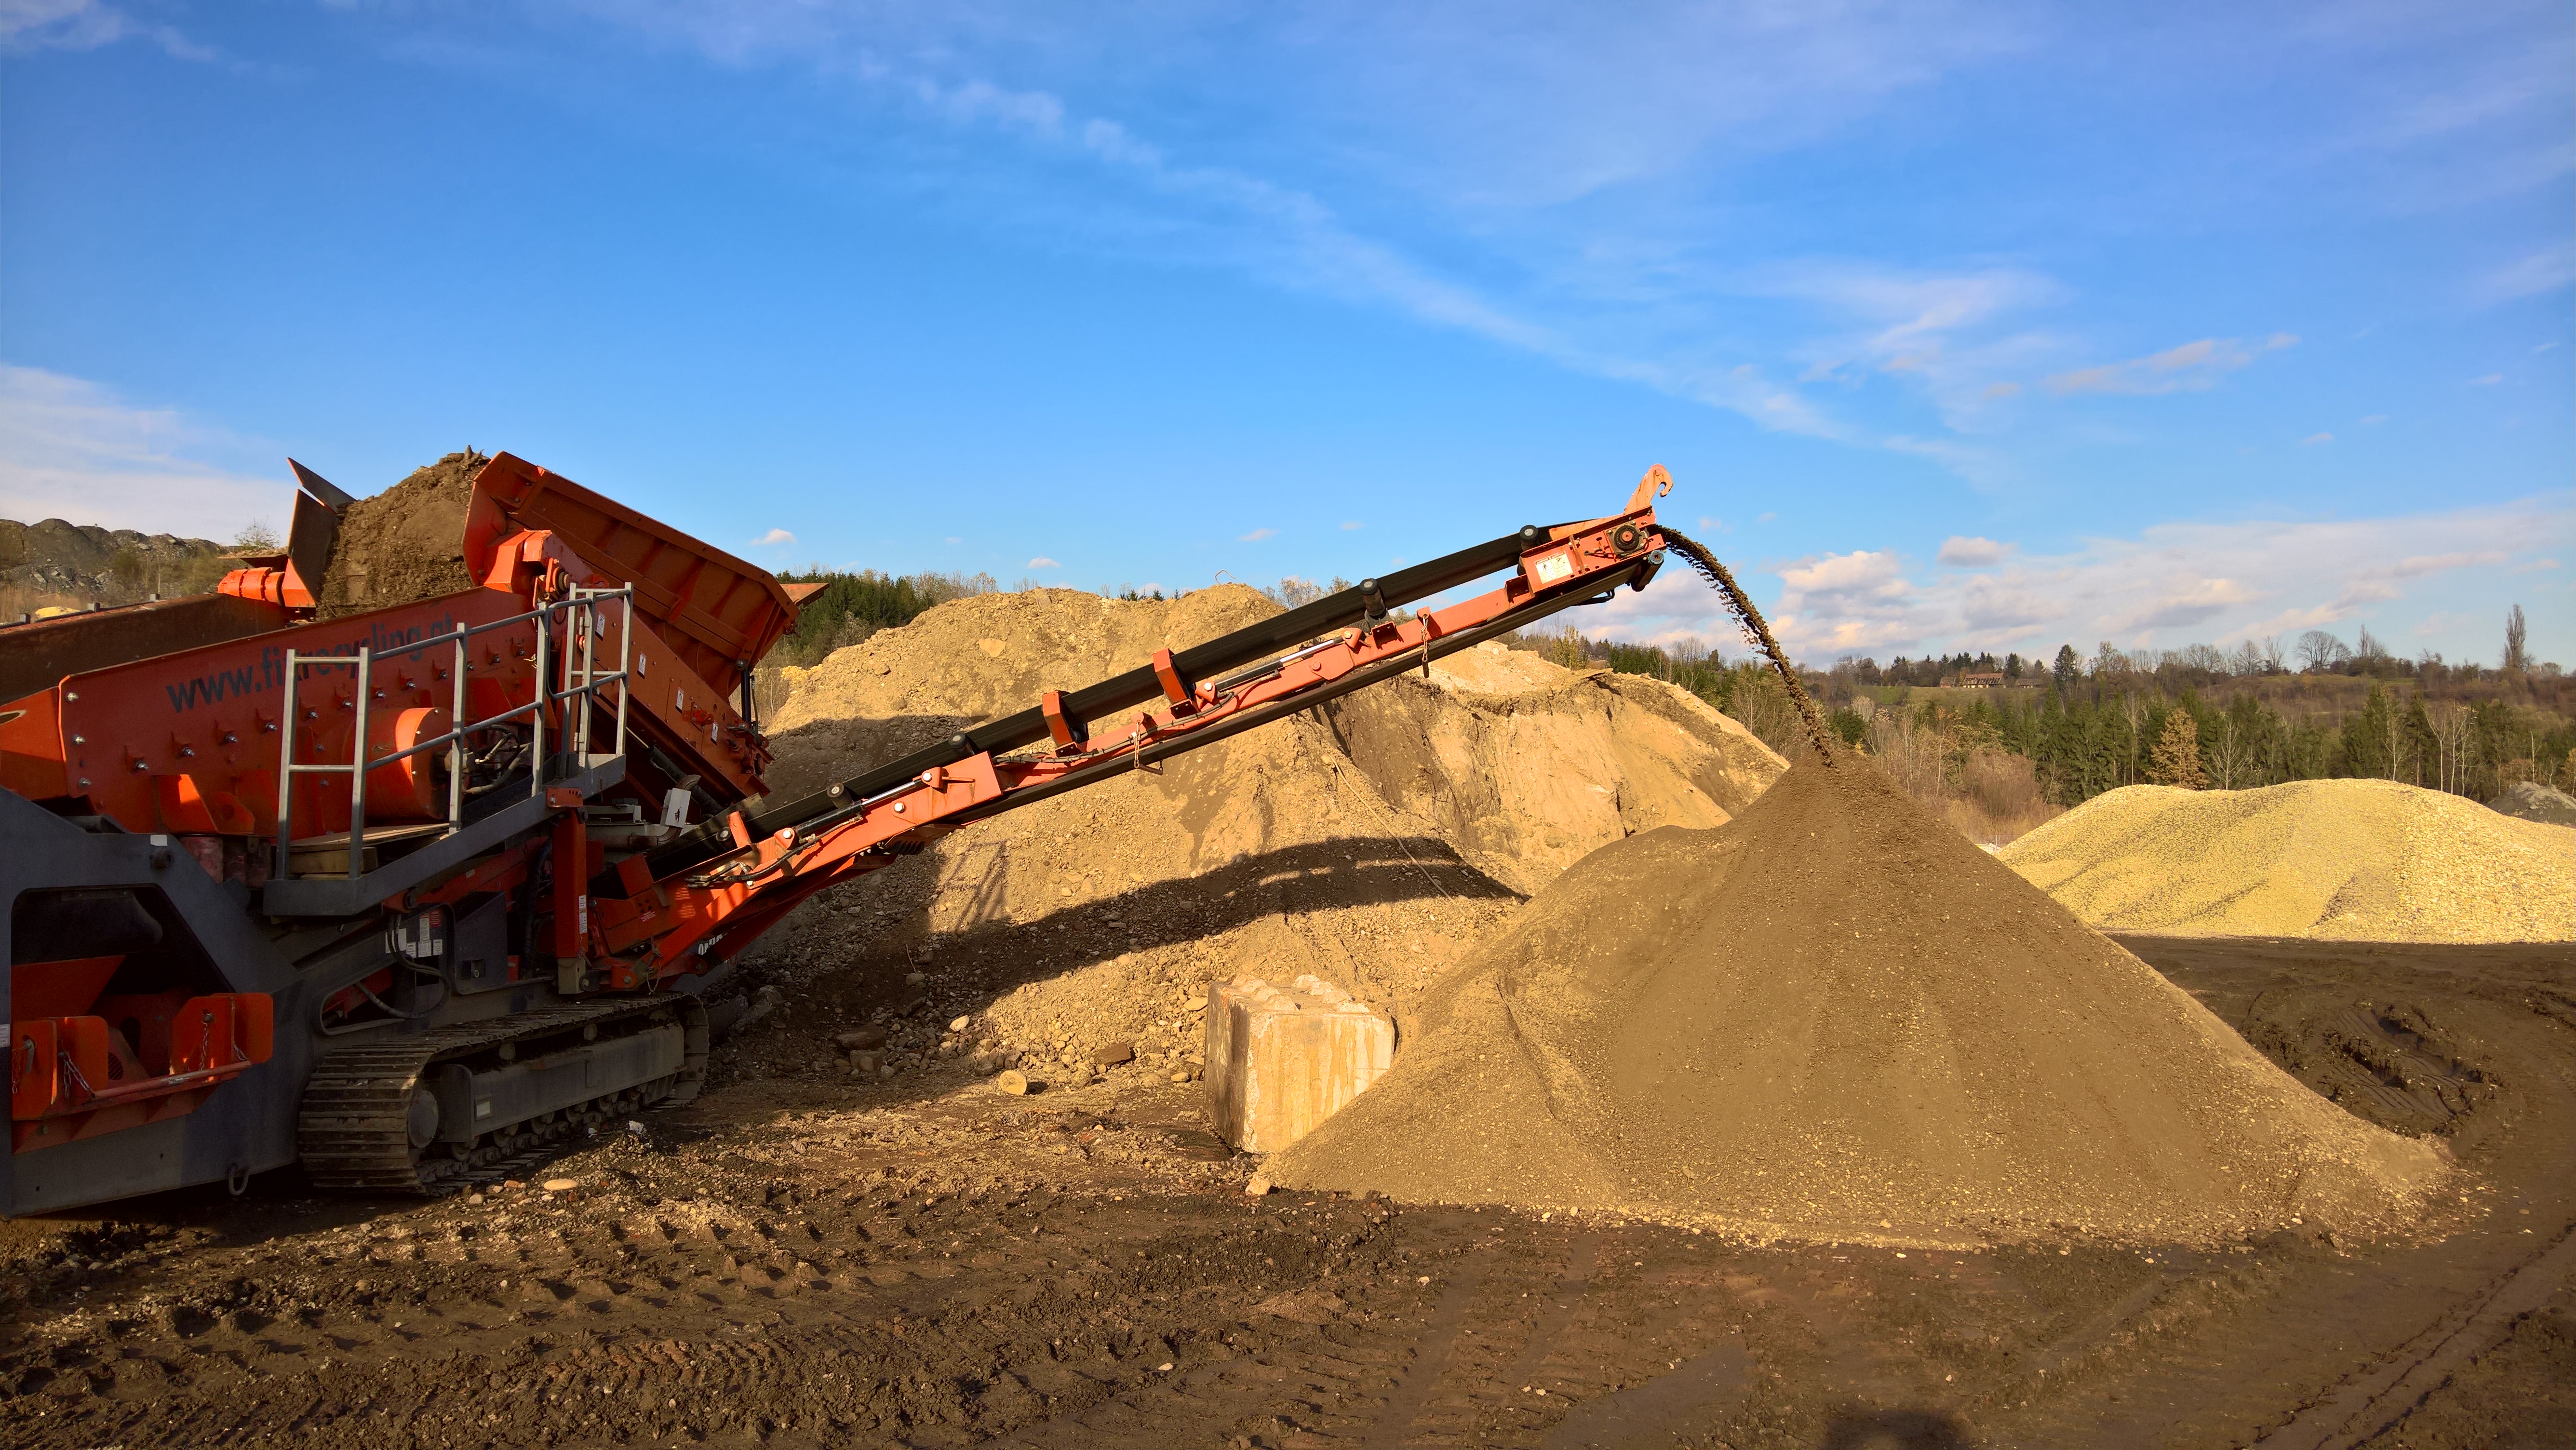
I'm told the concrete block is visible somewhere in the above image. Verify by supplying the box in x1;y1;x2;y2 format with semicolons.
1205;972;1395;1153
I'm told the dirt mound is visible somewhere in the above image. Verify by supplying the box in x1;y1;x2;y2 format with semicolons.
0;518;231;607
1423;639;1572;694
740;705;1525;1089
1326;643;1786;894
315;451;486;618
1265;762;2449;1246
2488;780;2576;827
746;587;1525;1081
740;593;1784;1086
1999;780;2575;943
763;585;1283;798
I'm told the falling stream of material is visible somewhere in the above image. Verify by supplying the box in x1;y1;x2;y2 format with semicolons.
1658;527;1837;764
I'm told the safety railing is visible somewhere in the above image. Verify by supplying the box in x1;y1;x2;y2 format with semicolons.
274;587;635;883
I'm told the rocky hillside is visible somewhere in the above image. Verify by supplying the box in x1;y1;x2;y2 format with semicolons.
0;517;235;615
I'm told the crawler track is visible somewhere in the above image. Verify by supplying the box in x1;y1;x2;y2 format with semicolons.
297;994;707;1194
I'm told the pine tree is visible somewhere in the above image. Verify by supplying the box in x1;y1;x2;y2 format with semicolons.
2052;644;2080;692
2148;708;2205;789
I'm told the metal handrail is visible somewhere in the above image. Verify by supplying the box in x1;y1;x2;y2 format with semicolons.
272;589;635;884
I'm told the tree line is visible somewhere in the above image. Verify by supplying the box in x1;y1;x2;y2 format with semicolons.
1524;608;2574;808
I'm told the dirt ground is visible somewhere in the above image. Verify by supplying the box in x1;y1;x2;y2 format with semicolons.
2;936;2569;1450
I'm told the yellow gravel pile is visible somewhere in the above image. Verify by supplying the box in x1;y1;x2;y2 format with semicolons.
1998;779;2575;943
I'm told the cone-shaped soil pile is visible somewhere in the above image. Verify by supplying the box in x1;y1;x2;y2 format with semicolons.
741;591;1783;1079
1266;762;2448;1245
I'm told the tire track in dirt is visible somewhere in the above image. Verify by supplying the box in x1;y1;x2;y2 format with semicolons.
2264;1222;2576;1450
8;942;2568;1448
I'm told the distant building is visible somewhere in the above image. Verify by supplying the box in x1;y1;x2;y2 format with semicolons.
1957;671;2008;689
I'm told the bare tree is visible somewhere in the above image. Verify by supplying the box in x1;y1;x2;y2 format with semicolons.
2294;630;2350;672
2504;603;2529;672
2259;635;2285;672
2120;692;2145;784
1724;669;1803;759
2426;701;2475;795
230;520;282;553
2205;711;2245;789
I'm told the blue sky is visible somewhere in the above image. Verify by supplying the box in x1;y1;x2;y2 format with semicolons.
3;0;2569;667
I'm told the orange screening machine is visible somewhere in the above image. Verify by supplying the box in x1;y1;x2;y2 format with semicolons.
0;456;1674;1212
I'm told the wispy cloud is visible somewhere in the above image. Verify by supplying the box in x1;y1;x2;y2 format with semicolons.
1936;535;2012;567
2043;334;2297;397
749;527;795;546
1236;527;1276;542
0;0;214;60
0;364;281;539
1588;497;2572;660
2473;247;2576;302
1026;555;1060;568
495;5;2003;443
1758;262;2068;435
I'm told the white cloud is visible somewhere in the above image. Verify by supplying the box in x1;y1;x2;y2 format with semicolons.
2100;575;2262;633
2393;550;2509;578
0;0;213;60
1936;535;2011;567
1583;497;2572;661
2360;414;2388;425
1237;527;1277;542
2473;248;2576;303
1027;555;1061;568
572;2;2032;214
0;364;282;539
2043;334;2297;397
2302;432;2334;445
1767;549;1919;652
1339;521;1363;531
1758;262;2068;436
944;535;963;544
749;527;795;546
484;6;1924;443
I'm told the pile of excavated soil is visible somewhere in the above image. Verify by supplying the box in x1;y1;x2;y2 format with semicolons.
1424;639;1572;693
1327;641;1784;894
740;708;1526;1089
747;588;1523;1082
763;585;1283;797
1999;779;2575;943
316;450;486;618
740;595;1783;1087
1266;762;2450;1246
2488;780;2576;827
